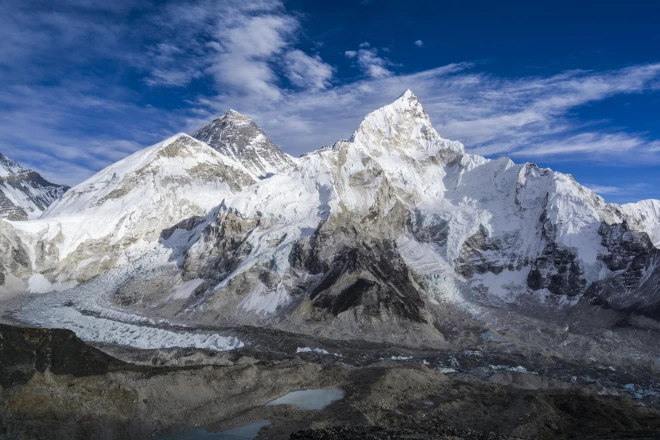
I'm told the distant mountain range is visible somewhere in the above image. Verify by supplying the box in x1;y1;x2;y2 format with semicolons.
0;153;68;220
1;90;659;343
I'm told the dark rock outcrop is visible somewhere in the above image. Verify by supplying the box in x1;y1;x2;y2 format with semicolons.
586;222;660;319
296;224;427;323
407;209;449;246
454;225;525;278
527;210;586;296
0;324;125;387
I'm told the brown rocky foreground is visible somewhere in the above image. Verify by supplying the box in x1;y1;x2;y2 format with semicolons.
1;323;659;440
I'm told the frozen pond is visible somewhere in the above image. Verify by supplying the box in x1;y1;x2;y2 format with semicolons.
265;388;344;410
161;420;269;440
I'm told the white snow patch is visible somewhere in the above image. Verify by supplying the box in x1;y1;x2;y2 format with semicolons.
169;278;204;300
296;347;330;355
26;274;53;294
239;283;294;315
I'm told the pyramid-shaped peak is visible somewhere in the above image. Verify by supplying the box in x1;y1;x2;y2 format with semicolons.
215;109;253;124
0;152;28;177
223;109;247;118
191;110;295;179
391;89;424;111
350;90;465;155
355;90;428;128
400;89;418;100
352;90;432;140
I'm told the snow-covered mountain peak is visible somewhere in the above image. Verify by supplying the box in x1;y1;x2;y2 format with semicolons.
0;152;68;220
43;133;255;218
350;90;465;157
0;153;28;178
191;111;296;179
217;109;252;126
2;133;260;285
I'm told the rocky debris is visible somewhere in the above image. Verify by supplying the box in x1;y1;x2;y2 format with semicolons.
1;323;660;440
290;425;527;440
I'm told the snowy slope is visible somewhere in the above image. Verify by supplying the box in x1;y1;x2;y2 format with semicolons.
4;134;256;290
191;110;296;179
0;153;68;220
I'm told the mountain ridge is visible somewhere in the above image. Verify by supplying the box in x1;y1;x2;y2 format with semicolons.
191;109;296;179
2;91;660;350
0;153;69;221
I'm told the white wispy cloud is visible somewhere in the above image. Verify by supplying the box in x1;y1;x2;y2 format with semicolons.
586;184;622;195
283;50;334;90
415;40;423;47
1;0;659;191
190;62;660;169
344;43;393;78
145;0;335;100
515;132;651;157
584;182;653;203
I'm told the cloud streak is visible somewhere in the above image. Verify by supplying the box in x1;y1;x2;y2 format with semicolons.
0;0;659;191
191;62;660;168
345;43;393;78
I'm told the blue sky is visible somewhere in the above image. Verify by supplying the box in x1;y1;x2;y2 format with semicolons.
1;0;659;203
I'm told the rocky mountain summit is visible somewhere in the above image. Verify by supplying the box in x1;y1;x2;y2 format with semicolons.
0;153;68;220
191;109;296;179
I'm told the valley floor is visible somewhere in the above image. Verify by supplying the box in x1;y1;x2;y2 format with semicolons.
1;291;660;439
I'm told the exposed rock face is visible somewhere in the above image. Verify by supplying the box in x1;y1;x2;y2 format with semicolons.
407;209;450;246
301;225;427;323
586;222;660;318
455;225;518;278
66;90;660;339
0;219;32;284
0;153;68;220
191;109;296;179
182;208;261;288
0;324;125;387
526;208;586;296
